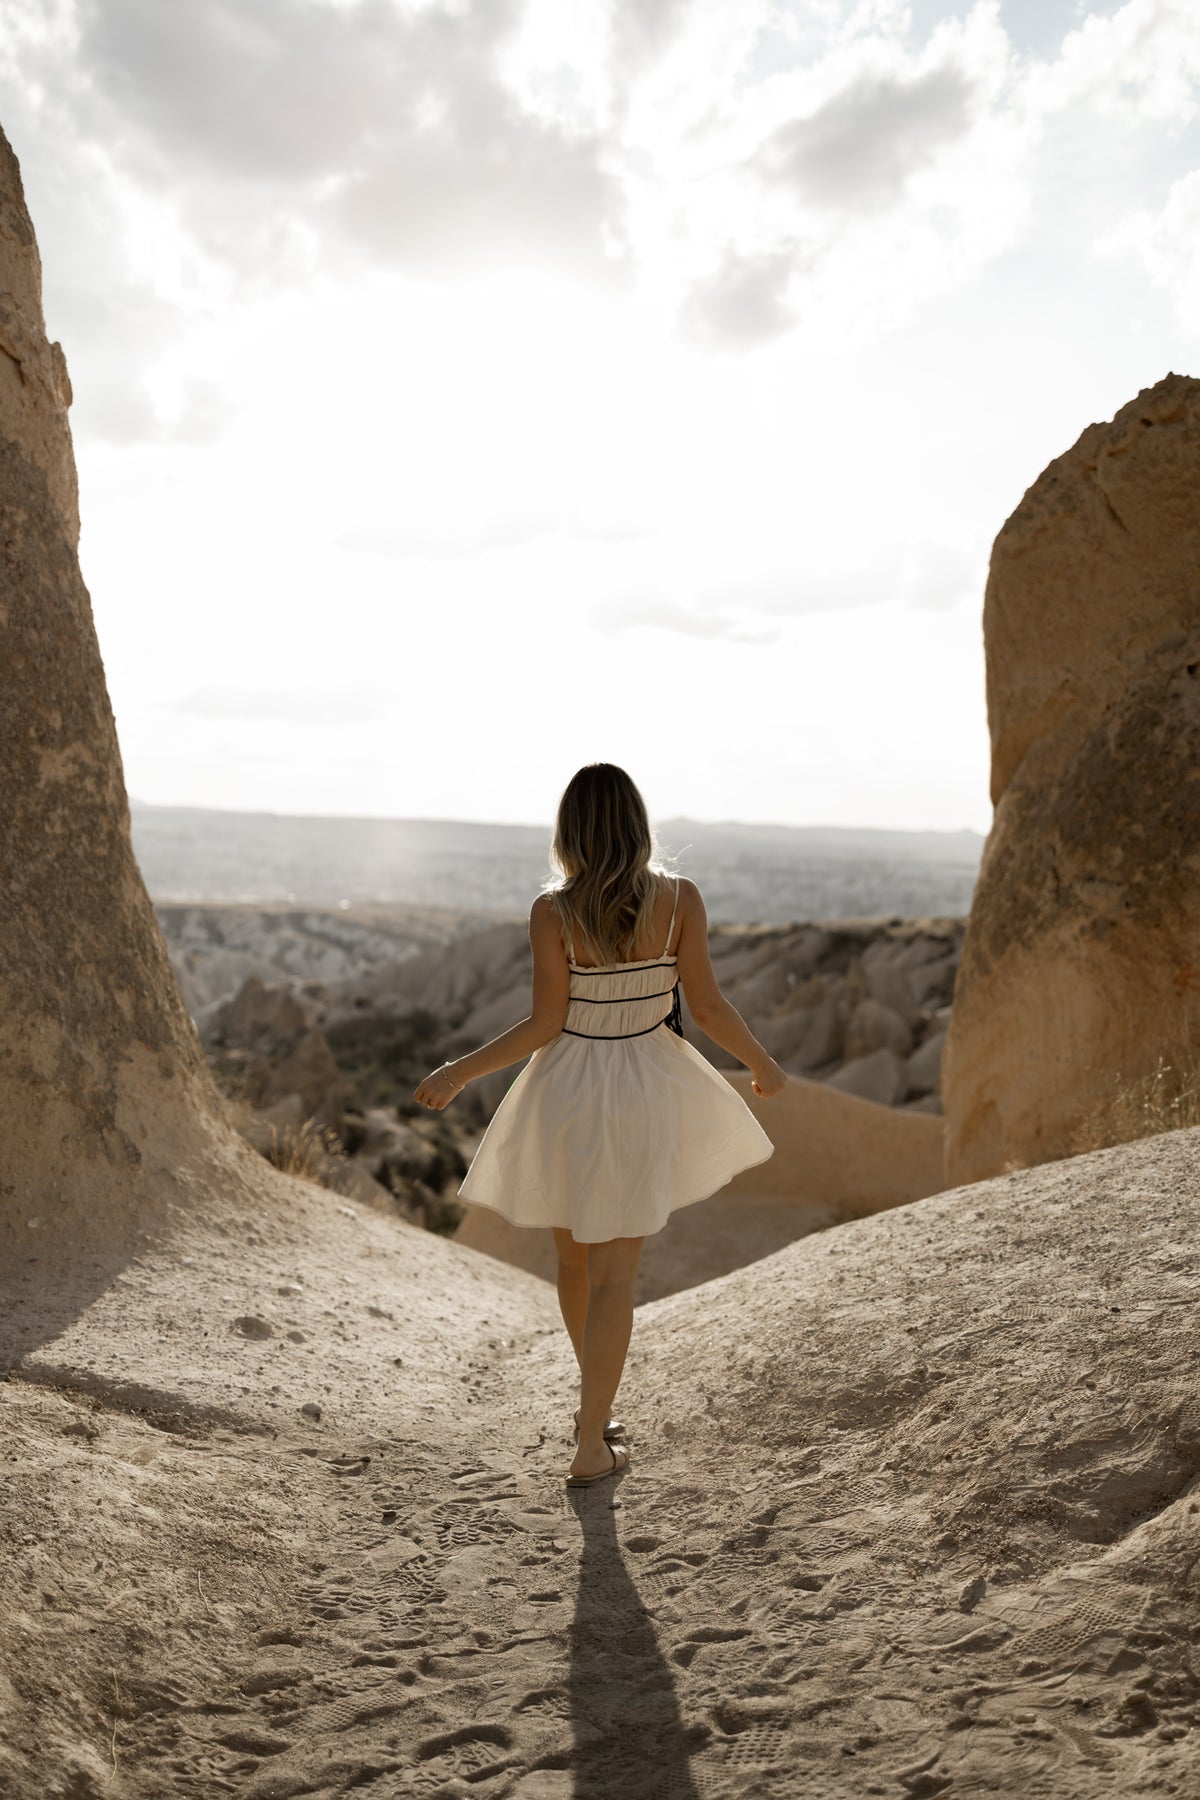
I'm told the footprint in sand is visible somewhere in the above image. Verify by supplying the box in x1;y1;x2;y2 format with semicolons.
449;1462;519;1496
709;1702;791;1769
672;1625;753;1668
410;1722;515;1789
240;1666;310;1696
650;1550;709;1573
429;1500;519;1550
515;1687;572;1722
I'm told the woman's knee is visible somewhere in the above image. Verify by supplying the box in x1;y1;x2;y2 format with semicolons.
553;1227;588;1273
587;1236;643;1290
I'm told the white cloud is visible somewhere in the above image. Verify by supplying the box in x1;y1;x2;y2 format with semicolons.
678;244;804;347
1026;0;1200;122
0;0;1033;450
75;0;624;277
591;594;782;642
590;539;982;638
647;3;1029;349
1098;166;1200;330
177;682;393;727
341;504;649;559
756;65;974;211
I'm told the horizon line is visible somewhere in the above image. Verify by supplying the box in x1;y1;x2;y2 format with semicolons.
128;797;987;838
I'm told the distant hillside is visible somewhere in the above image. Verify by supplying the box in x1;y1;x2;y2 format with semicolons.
154;900;494;1012
130;801;983;923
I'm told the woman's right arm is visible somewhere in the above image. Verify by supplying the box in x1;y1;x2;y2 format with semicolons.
412;895;569;1108
674;880;787;1097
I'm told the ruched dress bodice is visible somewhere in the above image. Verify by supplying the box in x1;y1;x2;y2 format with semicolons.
563;956;681;1040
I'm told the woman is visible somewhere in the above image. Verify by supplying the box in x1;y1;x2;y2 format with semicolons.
415;764;786;1487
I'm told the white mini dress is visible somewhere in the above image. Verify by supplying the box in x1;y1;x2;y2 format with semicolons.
458;880;775;1242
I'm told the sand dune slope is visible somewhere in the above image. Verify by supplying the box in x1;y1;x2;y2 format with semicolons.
457;1071;945;1301
5;1126;1198;1798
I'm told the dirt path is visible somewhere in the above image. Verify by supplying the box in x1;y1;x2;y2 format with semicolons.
5;1132;1200;1798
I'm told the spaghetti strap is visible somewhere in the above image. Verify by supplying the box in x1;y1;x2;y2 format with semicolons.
660;876;681;957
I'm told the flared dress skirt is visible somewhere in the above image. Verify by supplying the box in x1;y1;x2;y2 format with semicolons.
457;951;775;1242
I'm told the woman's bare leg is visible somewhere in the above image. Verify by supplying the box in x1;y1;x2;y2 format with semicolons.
570;1235;643;1481
552;1227;589;1365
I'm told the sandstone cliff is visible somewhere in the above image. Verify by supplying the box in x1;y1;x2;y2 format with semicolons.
0;125;255;1257
943;374;1200;1183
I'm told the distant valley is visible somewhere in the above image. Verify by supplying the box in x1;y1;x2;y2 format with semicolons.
131;801;983;924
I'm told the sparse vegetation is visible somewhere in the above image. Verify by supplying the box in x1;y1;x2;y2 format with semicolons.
1069;1049;1200;1154
260;1118;347;1182
421;1189;467;1236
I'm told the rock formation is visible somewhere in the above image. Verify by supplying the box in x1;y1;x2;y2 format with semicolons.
157;900;463;1013
943;374;1200;1183
0;125;261;1262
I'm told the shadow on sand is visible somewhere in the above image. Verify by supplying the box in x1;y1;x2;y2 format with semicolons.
568;1478;702;1800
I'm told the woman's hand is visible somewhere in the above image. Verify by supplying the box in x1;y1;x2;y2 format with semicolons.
413;1064;465;1111
751;1056;787;1099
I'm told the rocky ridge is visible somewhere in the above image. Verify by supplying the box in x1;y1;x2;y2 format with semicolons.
210;909;963;1122
155;902;491;1015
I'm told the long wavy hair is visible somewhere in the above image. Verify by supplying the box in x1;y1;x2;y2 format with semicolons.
544;764;673;965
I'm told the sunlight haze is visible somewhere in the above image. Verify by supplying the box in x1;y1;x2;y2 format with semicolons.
3;0;1198;831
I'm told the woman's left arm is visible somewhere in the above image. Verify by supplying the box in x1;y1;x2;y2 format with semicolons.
413;895;570;1110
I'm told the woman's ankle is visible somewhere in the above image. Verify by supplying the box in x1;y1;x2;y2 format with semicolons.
576;1403;613;1444
572;1433;610;1465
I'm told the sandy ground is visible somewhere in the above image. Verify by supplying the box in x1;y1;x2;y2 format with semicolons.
2;1124;1199;1799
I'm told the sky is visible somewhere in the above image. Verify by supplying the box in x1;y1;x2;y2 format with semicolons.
3;0;1200;834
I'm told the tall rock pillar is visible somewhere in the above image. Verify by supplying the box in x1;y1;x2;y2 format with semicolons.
943;373;1200;1183
0;125;241;1253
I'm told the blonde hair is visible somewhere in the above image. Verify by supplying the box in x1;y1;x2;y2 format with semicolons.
544;764;673;965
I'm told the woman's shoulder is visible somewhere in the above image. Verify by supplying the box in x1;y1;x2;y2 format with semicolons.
530;891;563;925
529;893;571;959
665;873;702;904
670;876;706;927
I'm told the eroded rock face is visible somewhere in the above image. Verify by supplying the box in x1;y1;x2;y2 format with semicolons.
0;126;237;1247
943;373;1200;1183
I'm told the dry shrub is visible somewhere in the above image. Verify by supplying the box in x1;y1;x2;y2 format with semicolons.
1070;1050;1200;1155
262;1119;345;1184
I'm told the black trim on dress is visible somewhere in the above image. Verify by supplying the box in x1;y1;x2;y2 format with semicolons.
567;987;677;1005
562;1016;672;1040
568;959;676;976
562;980;685;1040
